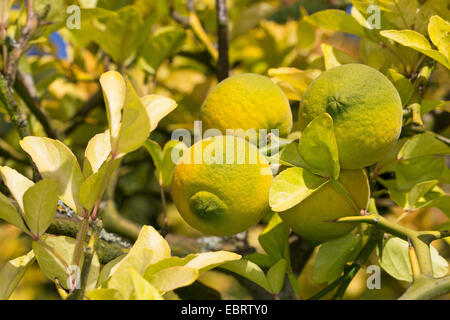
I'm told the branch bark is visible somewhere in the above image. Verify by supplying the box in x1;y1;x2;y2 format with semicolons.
215;0;229;81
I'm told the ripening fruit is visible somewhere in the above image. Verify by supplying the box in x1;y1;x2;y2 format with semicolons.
299;64;402;169
171;135;273;236
281;169;369;243
201;73;293;138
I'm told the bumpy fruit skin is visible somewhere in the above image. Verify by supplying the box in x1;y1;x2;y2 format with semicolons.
201;73;293;138
171;135;273;236
281;169;369;243
299;64;402;169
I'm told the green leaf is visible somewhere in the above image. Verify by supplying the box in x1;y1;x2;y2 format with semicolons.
245;253;277;268
146;266;198;293
267;259;287;294
278;141;305;167
96;255;125;288
0;192;28;232
269;167;328;212
0;166;34;212
428;15;450;60
100;71;126;149
268;67;321;101
87;288;123;300
258;213;289;261
116;80;151;156
23;179;59;237
141;94;178;132
418;195;450;217
160;141;187;187
298;113;340;179
321;43;341;70
33;235;100;291
0;251;35;300
79;159;120;212
143;140;163;171
141;26;186;74
378;237;448;282
304;9;366;38
387;69;414;106
83;130;111;177
297;19;316;50
312;233;361;284
395;156;447;191
380;30;449;69
184;251;241;274
398;132;450;160
19;137;84;214
220;259;271;292
130;268;164;300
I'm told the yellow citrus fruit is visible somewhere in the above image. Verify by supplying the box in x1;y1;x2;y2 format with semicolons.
171;135;273;236
281;169;369;243
299;64;402;169
201;73;293;138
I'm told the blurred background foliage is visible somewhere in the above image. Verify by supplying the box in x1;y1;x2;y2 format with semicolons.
0;0;448;300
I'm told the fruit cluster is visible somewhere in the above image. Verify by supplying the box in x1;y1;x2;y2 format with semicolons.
172;64;402;242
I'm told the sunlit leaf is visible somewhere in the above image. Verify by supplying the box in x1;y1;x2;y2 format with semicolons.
100;71;126;147
146;266;198;293
0;166;34;212
116;80;151;155
268;67;320;101
141;95;177;132
428;15;450;60
269;167;327;212
321;43;341;70
378;237;448;282
185;251;241;274
87;288;123;300
0;251;35;300
33;235;100;291
130;268;164;300
20;137;84;214
380;30;449;68
83;130;111;177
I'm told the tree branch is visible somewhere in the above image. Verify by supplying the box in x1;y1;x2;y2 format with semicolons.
215;0;229;81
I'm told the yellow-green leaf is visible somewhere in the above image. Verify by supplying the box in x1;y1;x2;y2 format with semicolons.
19;137;84;214
428;15;450;60
0;166;34;212
321;43;341;70
380;29;449;68
268;67;320;101
33;235;100;291
87;288;123;300
304;9;366;38
116;80;151;156
23;179;58;237
146;266;198;293
298;113;340;179
185;251;241;273
100;71;126;147
269;167;328;212
141;95;177;132
0;192;28;232
0;251;35;300
267;259;287;294
130;268;164;300
83;130;111;177
220;260;271;292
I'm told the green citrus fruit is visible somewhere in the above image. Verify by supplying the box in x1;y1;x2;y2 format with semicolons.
171;135;273;236
299;64;402;169
281;169;369;243
201;73;293;138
